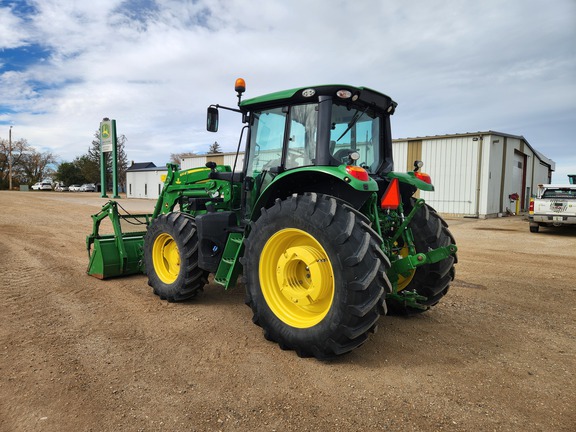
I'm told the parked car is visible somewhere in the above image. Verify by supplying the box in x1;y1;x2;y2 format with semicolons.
81;183;96;192
529;183;576;232
32;181;52;191
54;184;69;192
69;184;81;192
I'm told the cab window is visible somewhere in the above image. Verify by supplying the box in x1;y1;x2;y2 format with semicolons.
285;103;318;169
245;107;286;175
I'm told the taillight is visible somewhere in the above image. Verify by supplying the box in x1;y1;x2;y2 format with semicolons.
381;178;401;210
415;171;432;184
345;165;369;181
529;198;534;214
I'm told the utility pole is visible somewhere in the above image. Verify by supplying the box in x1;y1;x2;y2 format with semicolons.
8;126;12;190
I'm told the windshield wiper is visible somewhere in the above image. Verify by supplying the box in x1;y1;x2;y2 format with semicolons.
336;106;369;142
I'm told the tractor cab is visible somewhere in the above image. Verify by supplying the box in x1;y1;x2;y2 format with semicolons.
208;81;398;218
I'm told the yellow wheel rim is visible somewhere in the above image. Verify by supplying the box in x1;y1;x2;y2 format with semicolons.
260;228;334;328
397;244;416;291
152;233;180;284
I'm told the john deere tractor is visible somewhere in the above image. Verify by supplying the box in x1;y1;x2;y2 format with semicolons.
87;80;457;359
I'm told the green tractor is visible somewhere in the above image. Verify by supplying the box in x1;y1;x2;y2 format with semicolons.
87;80;457;359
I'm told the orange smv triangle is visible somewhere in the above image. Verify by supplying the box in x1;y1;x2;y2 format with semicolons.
381;178;401;210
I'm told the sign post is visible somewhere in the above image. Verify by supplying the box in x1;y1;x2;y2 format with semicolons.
99;118;120;198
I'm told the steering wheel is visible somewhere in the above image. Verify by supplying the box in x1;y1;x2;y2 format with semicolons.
333;149;352;163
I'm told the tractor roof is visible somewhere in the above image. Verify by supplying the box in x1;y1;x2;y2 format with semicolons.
239;84;397;114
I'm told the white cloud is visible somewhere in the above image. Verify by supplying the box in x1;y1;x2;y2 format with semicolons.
1;0;575;178
0;6;29;49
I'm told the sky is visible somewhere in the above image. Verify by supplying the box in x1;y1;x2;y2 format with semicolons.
1;0;575;182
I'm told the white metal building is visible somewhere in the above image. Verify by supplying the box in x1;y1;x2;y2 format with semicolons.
126;132;555;218
393;131;554;217
126;162;167;200
180;152;244;171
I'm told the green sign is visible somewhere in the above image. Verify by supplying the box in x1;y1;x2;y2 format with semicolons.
99;118;119;198
100;120;113;153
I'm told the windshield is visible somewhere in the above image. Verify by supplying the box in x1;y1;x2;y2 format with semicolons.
244;101;383;176
330;104;381;173
245;103;318;175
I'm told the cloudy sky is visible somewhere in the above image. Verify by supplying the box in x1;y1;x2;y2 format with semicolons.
1;0;575;182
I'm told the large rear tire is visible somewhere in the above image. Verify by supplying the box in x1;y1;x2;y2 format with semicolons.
243;193;391;359
387;201;457;315
144;213;208;302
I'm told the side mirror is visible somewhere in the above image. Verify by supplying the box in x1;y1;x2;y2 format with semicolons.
207;107;219;132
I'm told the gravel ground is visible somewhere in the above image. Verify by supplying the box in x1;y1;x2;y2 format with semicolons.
0;190;574;432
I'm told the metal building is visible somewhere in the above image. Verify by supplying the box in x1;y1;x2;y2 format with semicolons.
126;132;555;219
393;131;554;217
180;152;244;171
126;162;167;200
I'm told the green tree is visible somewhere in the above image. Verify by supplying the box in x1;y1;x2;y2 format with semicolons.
54;161;86;186
117;135;128;191
74;155;100;183
208;141;222;154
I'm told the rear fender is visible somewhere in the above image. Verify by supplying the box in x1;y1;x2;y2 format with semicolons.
249;166;378;221
386;171;434;192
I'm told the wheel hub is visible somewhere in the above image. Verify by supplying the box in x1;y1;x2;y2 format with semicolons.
260;228;334;328
153;233;180;284
276;245;331;306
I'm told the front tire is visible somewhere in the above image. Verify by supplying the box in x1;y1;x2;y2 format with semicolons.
144;213;208;302
387;201;457;315
243;193;391;359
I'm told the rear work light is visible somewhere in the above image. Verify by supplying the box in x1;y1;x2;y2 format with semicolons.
345;165;369;182
381;178;401;210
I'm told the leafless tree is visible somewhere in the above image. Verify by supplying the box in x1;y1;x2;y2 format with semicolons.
170;152;197;165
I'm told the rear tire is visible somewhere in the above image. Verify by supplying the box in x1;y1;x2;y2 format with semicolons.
529;223;540;233
243;193;391;359
387;201;457;315
144;213;208;302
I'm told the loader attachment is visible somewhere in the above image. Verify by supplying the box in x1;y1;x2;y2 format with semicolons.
86;201;152;279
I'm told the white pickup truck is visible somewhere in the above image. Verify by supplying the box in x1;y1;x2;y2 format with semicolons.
529;184;576;232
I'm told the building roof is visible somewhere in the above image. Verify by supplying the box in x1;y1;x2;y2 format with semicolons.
393;131;555;171
127;162;157;171
394;130;524;142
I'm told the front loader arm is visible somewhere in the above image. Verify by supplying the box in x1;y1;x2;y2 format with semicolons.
152;164;240;218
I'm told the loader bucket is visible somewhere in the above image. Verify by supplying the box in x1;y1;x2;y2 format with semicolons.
86;201;151;279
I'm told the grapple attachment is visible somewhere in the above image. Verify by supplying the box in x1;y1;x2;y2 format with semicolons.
86;201;151;279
